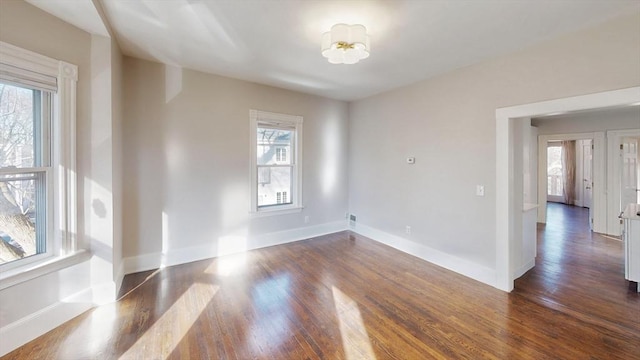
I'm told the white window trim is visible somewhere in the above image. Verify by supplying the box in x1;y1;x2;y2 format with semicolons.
0;41;79;289
250;109;303;217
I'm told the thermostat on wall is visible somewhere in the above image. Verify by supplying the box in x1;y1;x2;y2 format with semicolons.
406;157;415;164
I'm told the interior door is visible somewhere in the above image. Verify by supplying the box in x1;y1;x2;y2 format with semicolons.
621;137;640;222
582;140;593;230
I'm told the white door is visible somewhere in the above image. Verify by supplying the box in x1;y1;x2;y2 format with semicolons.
621;137;640;221
582;141;593;230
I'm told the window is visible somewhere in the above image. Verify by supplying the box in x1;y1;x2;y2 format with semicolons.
0;83;51;266
275;191;288;204
547;144;563;197
276;147;287;162
0;41;78;276
250;110;302;215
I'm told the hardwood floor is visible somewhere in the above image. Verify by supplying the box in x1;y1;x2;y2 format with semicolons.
3;205;639;359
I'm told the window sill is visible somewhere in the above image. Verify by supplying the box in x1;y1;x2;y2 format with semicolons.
0;250;91;290
250;206;304;218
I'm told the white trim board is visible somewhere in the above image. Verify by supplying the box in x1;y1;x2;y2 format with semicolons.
496;86;640;292
350;223;496;287
122;220;348;275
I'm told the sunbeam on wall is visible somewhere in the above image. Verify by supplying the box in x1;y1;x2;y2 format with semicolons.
322;117;339;196
214;235;248;276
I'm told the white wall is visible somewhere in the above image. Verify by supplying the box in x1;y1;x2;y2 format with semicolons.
122;58;349;272
0;1;122;354
348;12;640;284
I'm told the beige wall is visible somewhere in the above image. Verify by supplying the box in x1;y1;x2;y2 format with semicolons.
123;58;349;260
348;12;640;270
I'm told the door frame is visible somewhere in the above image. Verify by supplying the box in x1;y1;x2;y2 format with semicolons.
577;139;593;209
537;133;603;230
607;129;640;236
495;86;640;292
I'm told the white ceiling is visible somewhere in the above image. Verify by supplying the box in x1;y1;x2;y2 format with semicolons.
28;0;640;101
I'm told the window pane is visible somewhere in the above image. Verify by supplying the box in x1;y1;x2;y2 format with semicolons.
0;83;41;169
0;173;46;264
547;146;563;196
257;127;292;165
258;166;292;207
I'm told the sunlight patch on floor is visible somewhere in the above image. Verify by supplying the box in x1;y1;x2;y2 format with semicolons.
332;286;376;360
119;282;219;359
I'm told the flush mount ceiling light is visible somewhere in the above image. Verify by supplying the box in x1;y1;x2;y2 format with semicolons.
321;24;370;64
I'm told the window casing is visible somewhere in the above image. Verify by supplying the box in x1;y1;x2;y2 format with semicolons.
250;110;302;215
0;41;78;280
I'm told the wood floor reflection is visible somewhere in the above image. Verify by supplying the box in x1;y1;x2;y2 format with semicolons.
3;208;638;359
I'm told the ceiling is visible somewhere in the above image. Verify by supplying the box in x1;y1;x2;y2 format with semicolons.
27;0;640;101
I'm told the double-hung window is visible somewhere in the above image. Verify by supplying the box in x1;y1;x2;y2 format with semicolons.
0;41;78;278
250;110;302;215
0;82;51;267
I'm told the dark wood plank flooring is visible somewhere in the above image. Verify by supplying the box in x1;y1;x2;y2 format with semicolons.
2;203;639;359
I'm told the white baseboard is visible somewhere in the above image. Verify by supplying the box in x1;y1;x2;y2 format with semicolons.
513;259;535;279
122;220;349;275
0;279;122;356
351;222;497;288
0;287;94;357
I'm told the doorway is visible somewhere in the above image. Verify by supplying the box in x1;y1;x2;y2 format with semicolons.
543;138;594;231
495;86;640;292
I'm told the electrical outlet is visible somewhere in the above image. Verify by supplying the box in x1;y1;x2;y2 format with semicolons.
304;216;310;224
405;225;411;234
476;185;485;196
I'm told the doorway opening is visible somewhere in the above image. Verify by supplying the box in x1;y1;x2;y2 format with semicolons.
542;137;594;232
495;86;640;292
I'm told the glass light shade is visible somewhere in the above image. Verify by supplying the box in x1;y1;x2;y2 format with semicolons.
321;24;370;64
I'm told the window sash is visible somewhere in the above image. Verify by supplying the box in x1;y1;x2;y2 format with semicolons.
0;167;53;270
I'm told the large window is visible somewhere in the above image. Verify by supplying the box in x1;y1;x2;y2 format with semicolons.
0;83;51;266
0;41;78;277
250;110;302;215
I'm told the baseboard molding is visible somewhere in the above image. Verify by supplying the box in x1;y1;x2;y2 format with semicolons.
122;220;349;275
351;223;497;288
0;278;123;357
0;287;94;356
514;259;535;279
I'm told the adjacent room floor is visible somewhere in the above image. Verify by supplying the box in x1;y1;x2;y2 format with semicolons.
3;205;638;359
